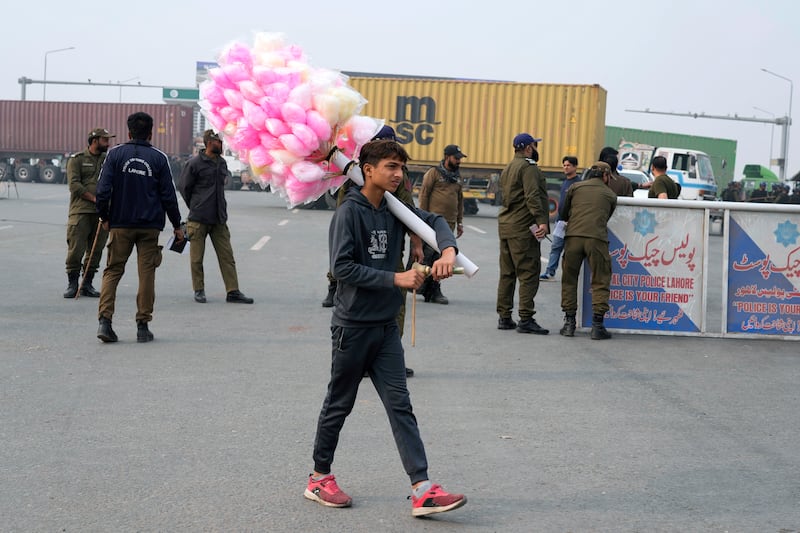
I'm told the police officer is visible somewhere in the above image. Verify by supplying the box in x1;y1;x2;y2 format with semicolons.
417;144;466;304
63;128;114;298
648;156;681;199
496;133;550;334
598;146;633;197
178;130;254;305
558;161;617;340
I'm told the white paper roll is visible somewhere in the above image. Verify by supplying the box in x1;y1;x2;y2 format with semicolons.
330;150;479;277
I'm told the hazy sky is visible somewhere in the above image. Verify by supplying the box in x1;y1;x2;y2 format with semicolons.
4;0;799;182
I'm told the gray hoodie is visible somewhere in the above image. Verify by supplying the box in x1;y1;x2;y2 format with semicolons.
329;186;457;326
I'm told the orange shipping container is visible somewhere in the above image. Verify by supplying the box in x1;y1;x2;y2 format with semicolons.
347;75;607;174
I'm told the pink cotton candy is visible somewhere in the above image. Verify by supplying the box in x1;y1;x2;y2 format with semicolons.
230;126;260;151
200;82;227;106
265;118;290;137
291;161;325;182
280;102;306;124
258;132;283;150
222;63;251;83
200;32;387;208
242;100;267;130
252;66;278;87
336;135;358;158
305;110;332;141
287;84;312;109
219;42;253;69
238;80;265;102
264;82;290;101
270;159;288;178
248;146;274;168
219;106;242;123
258;96;282;119
223;89;244;110
347;116;383;145
291;123;319;152
206;111;228;132
207;67;234;89
270;149;301;166
279;134;313;157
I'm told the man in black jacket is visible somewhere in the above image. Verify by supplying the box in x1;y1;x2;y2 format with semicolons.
95;112;184;343
178;130;253;305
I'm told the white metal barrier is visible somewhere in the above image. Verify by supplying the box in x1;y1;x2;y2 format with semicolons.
579;198;800;340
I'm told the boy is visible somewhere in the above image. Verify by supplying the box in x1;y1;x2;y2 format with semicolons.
305;140;467;517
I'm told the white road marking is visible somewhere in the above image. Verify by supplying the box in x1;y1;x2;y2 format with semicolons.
466;225;486;234
250;236;271;251
278;219;289;226
0;225;13;231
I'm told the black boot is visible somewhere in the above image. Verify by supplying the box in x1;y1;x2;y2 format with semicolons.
63;272;79;298
428;281;449;305
80;271;101;297
137;320;154;343
321;280;336;308
97;317;118;343
420;277;433;302
591;313;612;340
559;313;576;337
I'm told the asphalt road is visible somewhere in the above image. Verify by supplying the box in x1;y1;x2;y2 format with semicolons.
1;184;798;532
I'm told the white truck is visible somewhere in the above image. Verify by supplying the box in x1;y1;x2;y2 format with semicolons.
618;141;718;200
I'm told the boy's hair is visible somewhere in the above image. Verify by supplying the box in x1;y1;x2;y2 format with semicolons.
651;155;668;171
358;140;409;171
562;155;578;166
127;111;154;140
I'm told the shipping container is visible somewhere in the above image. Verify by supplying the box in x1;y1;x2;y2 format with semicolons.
347;75;607;174
345;74;606;215
605;126;737;187
0;100;195;183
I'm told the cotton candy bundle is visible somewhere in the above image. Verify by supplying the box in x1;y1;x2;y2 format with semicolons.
199;32;383;207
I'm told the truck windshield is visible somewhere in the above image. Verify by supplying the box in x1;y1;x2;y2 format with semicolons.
697;154;714;182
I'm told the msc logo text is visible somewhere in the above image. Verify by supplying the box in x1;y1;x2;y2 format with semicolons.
390;96;440;145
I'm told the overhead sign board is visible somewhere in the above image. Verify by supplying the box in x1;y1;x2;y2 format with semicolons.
162;87;199;103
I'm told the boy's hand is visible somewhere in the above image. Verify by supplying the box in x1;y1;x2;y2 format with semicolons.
409;234;424;264
395;269;426;290
430;247;457;281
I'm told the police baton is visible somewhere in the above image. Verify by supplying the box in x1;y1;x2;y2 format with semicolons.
74;219;103;300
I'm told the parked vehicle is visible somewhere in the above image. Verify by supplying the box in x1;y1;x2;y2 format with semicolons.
617;141;718;200
0;100;194;184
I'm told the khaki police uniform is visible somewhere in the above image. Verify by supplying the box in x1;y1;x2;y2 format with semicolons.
65;149;109;275
559;176;617;315
606;170;634;197
648;174;680;199
496;153;549;320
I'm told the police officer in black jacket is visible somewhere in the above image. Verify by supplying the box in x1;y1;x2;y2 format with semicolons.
178;130;253;305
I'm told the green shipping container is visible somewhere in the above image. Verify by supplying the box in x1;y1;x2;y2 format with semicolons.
605;126;737;187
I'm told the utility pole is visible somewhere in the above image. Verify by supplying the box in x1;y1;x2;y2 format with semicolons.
625;108;791;181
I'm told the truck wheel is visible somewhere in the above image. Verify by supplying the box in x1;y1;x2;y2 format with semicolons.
464;198;479;215
15;164;38;183
548;191;560;223
40;165;62;184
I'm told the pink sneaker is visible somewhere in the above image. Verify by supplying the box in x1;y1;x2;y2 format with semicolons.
304;474;352;508
411;483;467;517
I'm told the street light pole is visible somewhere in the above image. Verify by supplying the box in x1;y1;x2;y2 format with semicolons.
43;46;75;101
761;68;793;181
117;76;140;102
753;106;775;168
